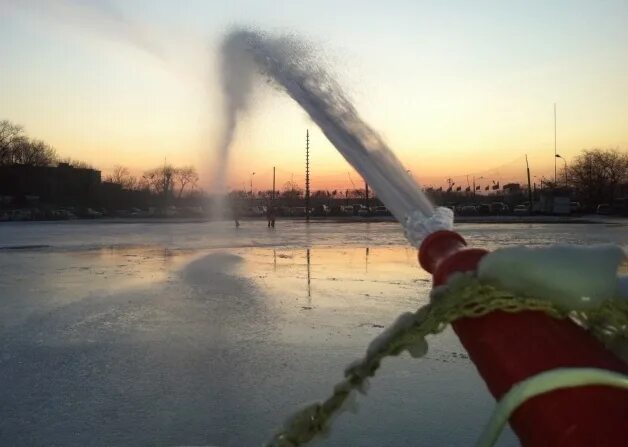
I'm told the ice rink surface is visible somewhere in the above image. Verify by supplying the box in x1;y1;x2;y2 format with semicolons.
0;220;625;446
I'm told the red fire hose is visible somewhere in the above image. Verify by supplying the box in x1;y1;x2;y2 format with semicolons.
419;230;628;446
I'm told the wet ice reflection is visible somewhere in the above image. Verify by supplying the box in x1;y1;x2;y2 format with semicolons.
3;220;624;446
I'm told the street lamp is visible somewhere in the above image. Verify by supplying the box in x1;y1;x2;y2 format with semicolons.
250;172;256;195
555;154;567;186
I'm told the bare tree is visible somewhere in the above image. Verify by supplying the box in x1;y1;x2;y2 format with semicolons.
281;180;303;199
6;136;29;165
568;148;628;208
143;165;176;199
256;189;274;200
0;120;57;166
105;165;137;189
228;189;248;200
16;139;57;166
174;166;199;199
1;120;96;169
0;120;25;165
312;190;330;198
134;175;150;191
347;188;365;199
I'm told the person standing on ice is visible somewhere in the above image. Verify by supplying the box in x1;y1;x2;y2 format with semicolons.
231;201;240;228
267;206;276;228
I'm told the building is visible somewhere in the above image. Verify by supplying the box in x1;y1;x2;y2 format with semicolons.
502;183;521;195
537;189;570;215
0;163;101;207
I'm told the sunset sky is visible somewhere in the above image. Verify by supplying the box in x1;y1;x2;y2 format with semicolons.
1;0;626;192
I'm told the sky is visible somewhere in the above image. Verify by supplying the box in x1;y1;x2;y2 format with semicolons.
0;0;627;192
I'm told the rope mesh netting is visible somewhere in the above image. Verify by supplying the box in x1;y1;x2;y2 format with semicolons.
266;274;628;447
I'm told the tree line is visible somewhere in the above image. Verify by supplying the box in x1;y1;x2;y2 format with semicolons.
0;120;58;167
0;120;94;168
567;149;627;208
227;181;373;201
1;119;200;200
104;164;200;200
3;119;626;209
229;149;628;211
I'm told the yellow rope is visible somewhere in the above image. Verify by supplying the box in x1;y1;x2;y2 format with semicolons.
265;274;628;447
476;368;628;447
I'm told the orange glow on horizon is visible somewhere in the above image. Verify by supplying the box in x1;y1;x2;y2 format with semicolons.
3;1;626;193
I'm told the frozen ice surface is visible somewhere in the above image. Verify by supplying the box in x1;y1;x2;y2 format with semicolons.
0;220;626;446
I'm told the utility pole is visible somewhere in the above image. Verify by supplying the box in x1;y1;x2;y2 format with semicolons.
272;166;276;202
526;154;533;214
554;103;557;186
305;129;310;222
556;155;567;187
163;156;169;205
364;181;369;210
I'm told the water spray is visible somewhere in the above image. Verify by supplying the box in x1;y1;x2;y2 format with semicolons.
218;30;453;243
219;29;628;447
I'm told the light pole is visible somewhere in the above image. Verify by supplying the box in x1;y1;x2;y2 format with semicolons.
554;103;557;185
250;172;256;196
555;154;567;186
525;154;533;212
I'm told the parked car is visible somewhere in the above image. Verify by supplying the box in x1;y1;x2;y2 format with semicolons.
477;204;490;215
569;202;581;213
328;205;343;216
612;198;628;216
82;208;103;218
371;206;390;216
129;208;147;217
340;205;355;215
247;206;267;217
459;205;478;216
513;204;528;215
274;206;288;217
10;209;32;221
354;205;369;217
47;209;74;220
289;207;307;217
596;204;612;215
489;202;507;214
312;205;330;216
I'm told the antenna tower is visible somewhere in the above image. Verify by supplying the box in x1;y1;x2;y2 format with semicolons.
305;130;310;222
